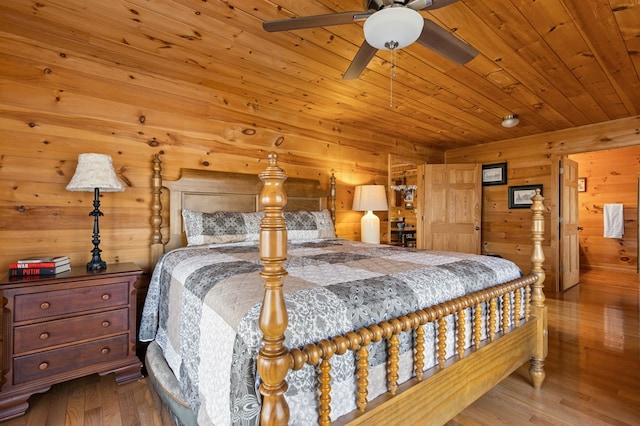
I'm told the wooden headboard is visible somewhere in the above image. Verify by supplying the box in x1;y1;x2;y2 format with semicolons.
150;153;336;267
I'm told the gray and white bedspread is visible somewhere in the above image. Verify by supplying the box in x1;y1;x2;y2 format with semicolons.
139;238;523;425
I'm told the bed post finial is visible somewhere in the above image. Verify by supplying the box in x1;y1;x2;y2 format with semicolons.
258;152;290;426
529;188;547;389
151;153;164;267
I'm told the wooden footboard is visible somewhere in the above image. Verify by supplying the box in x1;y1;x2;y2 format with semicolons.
257;153;547;425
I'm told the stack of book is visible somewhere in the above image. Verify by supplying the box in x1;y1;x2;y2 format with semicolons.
8;256;71;277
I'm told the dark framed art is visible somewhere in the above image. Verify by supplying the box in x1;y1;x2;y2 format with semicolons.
508;184;543;209
578;177;586;192
482;162;507;186
403;188;415;202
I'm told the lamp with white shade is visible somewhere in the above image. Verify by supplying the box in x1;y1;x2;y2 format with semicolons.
352;185;389;244
66;153;124;271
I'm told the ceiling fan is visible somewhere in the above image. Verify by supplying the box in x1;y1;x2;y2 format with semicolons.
263;0;478;80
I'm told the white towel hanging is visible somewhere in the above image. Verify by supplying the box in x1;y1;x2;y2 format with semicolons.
603;204;624;238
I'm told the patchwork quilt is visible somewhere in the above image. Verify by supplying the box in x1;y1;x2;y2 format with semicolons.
139;238;523;425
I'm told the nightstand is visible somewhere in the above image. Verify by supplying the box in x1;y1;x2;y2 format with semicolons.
0;262;143;421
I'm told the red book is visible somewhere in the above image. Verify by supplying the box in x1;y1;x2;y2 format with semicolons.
9;262;69;269
9;261;70;269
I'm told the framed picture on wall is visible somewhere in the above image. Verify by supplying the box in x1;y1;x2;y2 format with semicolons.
482;162;507;186
403;188;415;202
508;184;543;209
578;177;586;192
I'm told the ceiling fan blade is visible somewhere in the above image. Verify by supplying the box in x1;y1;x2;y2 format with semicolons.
263;11;372;32
343;41;378;80
416;19;478;65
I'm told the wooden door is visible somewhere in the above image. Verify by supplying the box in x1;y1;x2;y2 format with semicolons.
561;157;580;290
419;164;481;254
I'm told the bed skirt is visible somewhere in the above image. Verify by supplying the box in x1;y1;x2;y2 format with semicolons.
145;341;197;426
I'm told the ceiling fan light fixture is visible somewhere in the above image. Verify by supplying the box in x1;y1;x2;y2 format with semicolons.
502;114;519;128
363;7;424;50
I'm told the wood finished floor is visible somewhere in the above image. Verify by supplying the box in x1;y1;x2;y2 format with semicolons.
1;269;639;425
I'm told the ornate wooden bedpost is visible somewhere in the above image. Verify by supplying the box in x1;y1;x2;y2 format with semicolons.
529;188;547;388
330;172;336;223
150;153;164;267
258;153;291;426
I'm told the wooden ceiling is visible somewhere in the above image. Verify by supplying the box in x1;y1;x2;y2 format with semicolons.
2;0;639;152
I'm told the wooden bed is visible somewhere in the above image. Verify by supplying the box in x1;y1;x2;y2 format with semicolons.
143;152;547;426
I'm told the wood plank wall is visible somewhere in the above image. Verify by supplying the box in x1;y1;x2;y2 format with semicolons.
0;31;444;279
447;116;640;292
570;147;640;273
1;24;639;295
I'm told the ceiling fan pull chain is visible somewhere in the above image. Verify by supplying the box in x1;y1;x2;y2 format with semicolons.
389;48;397;109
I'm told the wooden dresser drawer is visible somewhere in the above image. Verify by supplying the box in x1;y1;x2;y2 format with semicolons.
13;334;129;385
14;282;130;322
13;308;129;354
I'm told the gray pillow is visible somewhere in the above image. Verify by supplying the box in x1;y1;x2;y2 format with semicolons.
182;209;263;246
284;210;336;241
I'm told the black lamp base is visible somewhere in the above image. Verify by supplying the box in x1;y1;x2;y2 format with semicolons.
87;187;107;271
87;258;107;271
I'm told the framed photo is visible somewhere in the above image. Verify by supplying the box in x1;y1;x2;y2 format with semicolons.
578;177;586;192
482;162;507;186
508;184;543;209
403;188;415;202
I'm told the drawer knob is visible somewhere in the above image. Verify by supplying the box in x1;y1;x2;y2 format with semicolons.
39;362;49;370
102;294;110;301
39;332;50;340
40;302;50;310
101;321;110;328
101;347;110;355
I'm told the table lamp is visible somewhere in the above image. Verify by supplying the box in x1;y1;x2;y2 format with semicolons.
352;185;388;244
66;153;124;270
